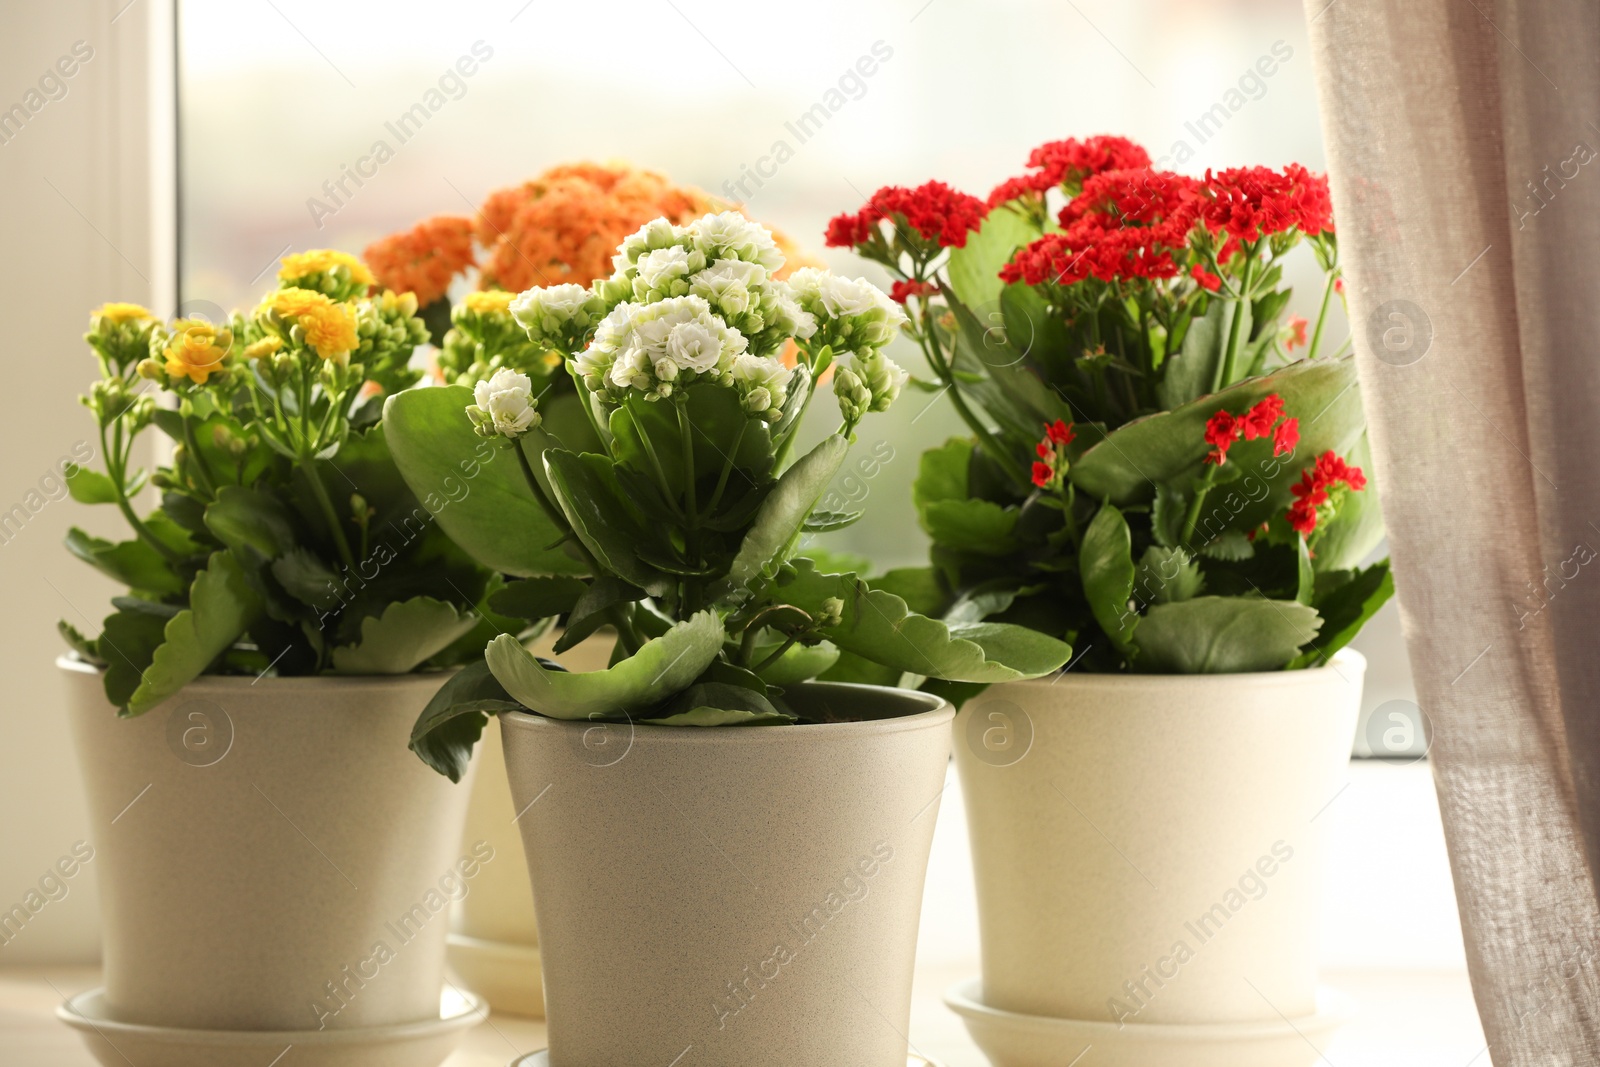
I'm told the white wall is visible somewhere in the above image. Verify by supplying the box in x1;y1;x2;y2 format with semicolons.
0;0;170;964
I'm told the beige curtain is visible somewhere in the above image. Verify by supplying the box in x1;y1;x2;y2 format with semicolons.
1304;0;1600;1062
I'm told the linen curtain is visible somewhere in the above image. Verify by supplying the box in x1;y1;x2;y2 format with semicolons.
1304;1;1600;1062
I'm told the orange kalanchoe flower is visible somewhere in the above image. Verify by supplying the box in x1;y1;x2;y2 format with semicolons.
363;215;477;307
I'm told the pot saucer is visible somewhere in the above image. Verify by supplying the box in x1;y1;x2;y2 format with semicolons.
58;985;486;1067
944;977;1354;1067
448;932;545;1017
509;1055;941;1066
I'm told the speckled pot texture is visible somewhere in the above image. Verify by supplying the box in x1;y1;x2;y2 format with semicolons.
952;651;1364;1029
60;657;478;1033
499;681;953;1067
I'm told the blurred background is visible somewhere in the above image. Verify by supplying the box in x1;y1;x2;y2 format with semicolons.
1;0;1451;1023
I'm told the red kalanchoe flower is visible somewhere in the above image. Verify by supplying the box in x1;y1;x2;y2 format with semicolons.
1200;164;1334;244
888;279;938;304
1240;395;1285;440
1285;315;1309;351
1286;449;1367;535
1036;440;1052;459
1045;419;1075;445
825;180;987;250
1272;417;1300;457
1334;277;1345;294
986;135;1153;207
1190;263;1221;292
1203;410;1240;465
1000;169;1199;287
1031;461;1055;488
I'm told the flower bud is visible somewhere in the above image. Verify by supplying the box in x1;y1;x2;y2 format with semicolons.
817;597;845;628
466;367;541;439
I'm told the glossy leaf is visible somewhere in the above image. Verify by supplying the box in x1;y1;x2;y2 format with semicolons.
489;576;588;621
946;207;1042;311
1132;596;1322;674
409;659;522;782
204;485;295;559
65;528;184;596
1292;562;1393;667
1080;502;1137;651
330;596;479;674
485;610;724;720
543;449;669;594
126;551;263;715
64;464;119;504
724;434;849;592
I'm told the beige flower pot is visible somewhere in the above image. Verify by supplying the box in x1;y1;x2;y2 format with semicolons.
948;652;1364;1066
59;657;481;1045
447;628;616;1017
499;681;952;1067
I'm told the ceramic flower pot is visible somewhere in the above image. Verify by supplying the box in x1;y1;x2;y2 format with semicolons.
446;629;615;1018
59;656;482;1049
946;651;1364;1067
499;681;953;1067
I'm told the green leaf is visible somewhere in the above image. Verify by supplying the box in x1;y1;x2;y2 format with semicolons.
97;607;168;712
752;640;840;686
914;438;973;510
271;547;340;610
204;485;295;559
553;577;645;653
1158;298;1233;409
1080;502;1137;651
1132;596;1322;674
64;528;184;596
640;682;794;726
609;384;775;493
1293;562;1393;667
330;596;480;674
921;498;1019;556
64;464;119;504
773;558;1071;683
126;551;264;715
1072;355;1364;513
489;576;588;621
409;659;522;782
1199;529;1256;561
946;207;1043;311
58;619;103;664
724;434;849;592
543;448;669;594
1133;547;1204;606
484;610;724;720
1151;484;1187;548
870;566;948;618
818;649;903;686
382;385;585;577
801;510;862;533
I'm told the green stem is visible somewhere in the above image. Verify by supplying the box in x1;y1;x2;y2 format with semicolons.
179;416;217;498
1305;272;1337;363
751;635;800;674
1061;483;1082;552
102;421;184;564
704;419;749;518
511;439;602;575
300;457;355;570
1180;466;1220;547
1212;250;1256;393
676;397;701;613
922;308;1028;488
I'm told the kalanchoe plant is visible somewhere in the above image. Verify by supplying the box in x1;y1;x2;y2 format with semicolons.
63;250;513;716
827;136;1392;676
389;213;1072;780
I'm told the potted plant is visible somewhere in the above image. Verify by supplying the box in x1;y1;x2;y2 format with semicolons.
55;251;510;1067
827;138;1391;1065
390;211;1073;1067
367;161;813;1016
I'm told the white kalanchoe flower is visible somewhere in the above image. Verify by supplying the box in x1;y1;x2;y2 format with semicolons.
787;268;906;356
687;211;785;272
510;282;603;353
612;217;681;275
690;259;766;318
633;245;703;299
730;353;794;421
466;368;541;439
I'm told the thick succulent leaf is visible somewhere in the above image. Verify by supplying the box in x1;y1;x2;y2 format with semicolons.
485;610;724;720
752;640;840;686
204;485;296;559
271;547;340;609
126;551;263;716
64;528;184;596
409;659;522;782
98;608;168;712
1157;299;1231;410
1072;355;1364;509
946;207;1043;311
58;620;103;664
870;566;948;618
382;385;584;577
1133;547;1204;605
330;596;479;674
609;384;775;492
921;499;1019;556
772;558;1071;682
1132;596;1322;674
724;434;849;592
1081;502;1137;651
1292;562;1394;668
642;707;793;726
543;448;669;594
64;464;119;504
641;681;794;726
554;577;645;652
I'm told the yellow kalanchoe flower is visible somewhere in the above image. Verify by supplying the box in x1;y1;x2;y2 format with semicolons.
164;320;233;384
376;289;419;317
278;249;375;288
243;336;283;360
92;302;156;324
259;287;359;363
462;289;515;315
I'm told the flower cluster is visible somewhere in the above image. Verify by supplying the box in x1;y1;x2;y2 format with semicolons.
466;367;541;439
824;180;987;251
85;303;159;375
1030;419;1076;488
579;295;757;403
278;249;374;302
1203;393;1299;466
1286;450;1367;536
256;287;361;365
363;215;477;307
1201;164;1334;245
159;319;234;385
986;135;1153;207
354;289;430;392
